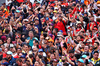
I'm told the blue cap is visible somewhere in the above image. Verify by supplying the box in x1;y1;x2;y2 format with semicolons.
1;62;9;65
38;49;43;52
59;30;63;33
82;55;87;58
46;17;49;21
20;55;25;58
78;58;84;63
16;10;20;13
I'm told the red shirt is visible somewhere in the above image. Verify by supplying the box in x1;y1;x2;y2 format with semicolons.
87;22;99;30
54;20;67;35
17;0;23;3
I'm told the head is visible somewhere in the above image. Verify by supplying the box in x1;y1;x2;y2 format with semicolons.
93;51;99;60
29;31;34;38
84;46;89;52
34;18;39;25
22;63;28;66
69;50;74;58
17;48;22;54
28;9;33;15
16;58;22;66
89;16;94;22
34;61;40;66
93;42;99;49
33;46;38;55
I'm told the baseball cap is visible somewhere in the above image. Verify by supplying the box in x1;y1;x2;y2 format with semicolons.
54;7;58;10
78;58;84;63
16;10;20;13
20;55;25;58
24;19;29;22
38;49;43;52
7;51;12;55
77;21;81;24
97;4;100;7
81;55;87;58
57;32;63;37
1;36;7;41
1;62;9;65
48;39;54;43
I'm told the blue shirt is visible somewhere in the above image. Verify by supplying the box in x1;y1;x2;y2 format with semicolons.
27;37;38;47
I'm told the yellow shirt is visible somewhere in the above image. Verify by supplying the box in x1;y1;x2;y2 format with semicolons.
91;58;100;64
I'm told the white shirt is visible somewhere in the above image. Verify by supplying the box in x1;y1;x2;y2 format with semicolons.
6;0;12;6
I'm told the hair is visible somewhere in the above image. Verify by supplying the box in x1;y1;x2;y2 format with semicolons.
16;58;22;62
95;42;99;46
29;31;34;34
54;28;58;32
2;58;8;61
94;51;99;54
17;48;22;51
29;54;34;58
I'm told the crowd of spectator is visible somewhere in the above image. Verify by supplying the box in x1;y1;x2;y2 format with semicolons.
1;0;100;66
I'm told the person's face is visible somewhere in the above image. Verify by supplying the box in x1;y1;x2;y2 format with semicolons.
0;40;3;44
77;24;82;28
94;43;98;48
36;56;39;61
69;53;74;57
33;48;37;55
29;33;33;38
89;46;93;50
22;63;27;66
35;20;39;25
34;62;40;66
12;47;16;53
90;17;94;21
17;49;21;53
98;10;100;14
0;30;2;33
7;38;11;43
78;62;84;66
53;61;57;66
84;46;89;52
76;36;81;41
59;16;62;20
68;9;72;13
17;61;22;66
29;11;33;15
27;24;31;29
4;48;8;53
24;45;29;50
50;54;55;60
38;52;43;56
93;53;99;59
6;54;11;59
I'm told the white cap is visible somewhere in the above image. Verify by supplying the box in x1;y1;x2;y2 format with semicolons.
7;51;12;55
10;44;14;48
97;4;100;7
54;7;58;10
